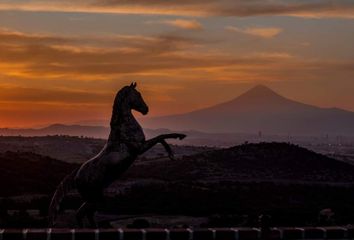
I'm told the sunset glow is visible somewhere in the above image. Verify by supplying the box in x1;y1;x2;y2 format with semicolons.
1;0;354;127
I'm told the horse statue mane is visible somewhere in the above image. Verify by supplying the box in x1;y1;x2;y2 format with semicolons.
48;82;186;227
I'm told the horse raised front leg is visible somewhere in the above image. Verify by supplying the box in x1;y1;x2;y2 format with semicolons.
159;133;187;140
139;134;186;159
160;139;175;160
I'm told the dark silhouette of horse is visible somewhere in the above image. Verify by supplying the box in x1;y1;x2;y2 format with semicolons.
48;82;186;227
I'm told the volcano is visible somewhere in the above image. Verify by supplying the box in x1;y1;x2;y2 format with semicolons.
142;85;354;136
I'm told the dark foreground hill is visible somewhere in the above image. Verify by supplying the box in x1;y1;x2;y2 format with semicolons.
0;151;77;196
2;143;354;227
1;142;354;197
100;143;354;226
126;142;354;182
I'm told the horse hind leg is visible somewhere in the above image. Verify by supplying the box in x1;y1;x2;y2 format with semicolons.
87;202;98;228
76;202;87;227
76;201;97;228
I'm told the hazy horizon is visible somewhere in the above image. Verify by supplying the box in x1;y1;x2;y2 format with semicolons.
1;84;354;129
1;85;354;139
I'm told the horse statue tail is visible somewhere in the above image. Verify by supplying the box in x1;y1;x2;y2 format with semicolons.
48;168;79;227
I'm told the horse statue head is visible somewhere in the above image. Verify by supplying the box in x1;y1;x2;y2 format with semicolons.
111;82;149;127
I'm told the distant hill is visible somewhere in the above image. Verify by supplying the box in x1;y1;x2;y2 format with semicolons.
0;136;213;163
0;136;105;163
0;124;184;140
0;124;109;139
143;85;354;136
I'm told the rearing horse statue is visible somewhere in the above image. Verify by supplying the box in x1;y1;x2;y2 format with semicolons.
48;82;186;227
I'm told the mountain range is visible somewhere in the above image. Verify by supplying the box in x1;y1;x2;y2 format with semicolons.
0;124;109;138
143;85;354;136
1;85;354;138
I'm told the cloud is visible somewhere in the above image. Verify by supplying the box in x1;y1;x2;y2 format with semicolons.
147;19;203;30
226;26;283;38
0;29;242;84
0;28;352;83
248;52;294;59
1;0;354;19
75;0;354;19
0;86;112;104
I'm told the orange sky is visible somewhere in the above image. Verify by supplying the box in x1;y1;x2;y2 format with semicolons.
1;1;354;127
